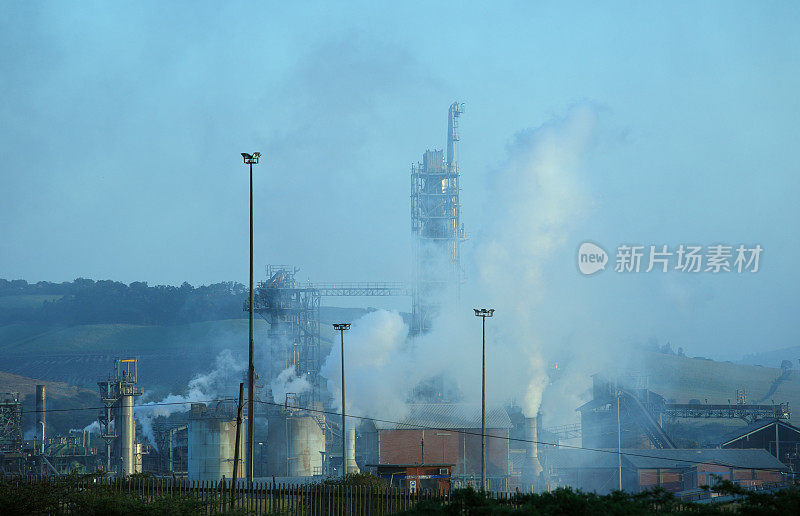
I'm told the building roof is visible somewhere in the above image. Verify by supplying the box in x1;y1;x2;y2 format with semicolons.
368;463;455;468
373;403;512;430
720;418;800;447
549;448;788;471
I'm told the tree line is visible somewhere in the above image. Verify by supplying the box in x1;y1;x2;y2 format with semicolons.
0;278;247;326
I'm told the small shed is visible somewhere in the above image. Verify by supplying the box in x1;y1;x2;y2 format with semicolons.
370;463;454;493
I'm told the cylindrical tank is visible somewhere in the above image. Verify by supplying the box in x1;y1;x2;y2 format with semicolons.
345;427;359;474
266;412;289;476
188;406;246;481
287;415;325;477
525;417;543;479
35;385;46;451
119;394;136;476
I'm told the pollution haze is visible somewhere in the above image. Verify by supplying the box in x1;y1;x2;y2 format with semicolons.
2;0;799;371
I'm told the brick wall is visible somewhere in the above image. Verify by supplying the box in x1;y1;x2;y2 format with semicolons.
377;428;509;476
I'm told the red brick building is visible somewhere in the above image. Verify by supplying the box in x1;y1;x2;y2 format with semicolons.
360;404;512;490
546;448;788;494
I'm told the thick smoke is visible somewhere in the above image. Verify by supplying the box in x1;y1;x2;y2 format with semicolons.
136;349;245;447
321;310;411;419
472;104;597;417
321;105;598;422
270;366;312;404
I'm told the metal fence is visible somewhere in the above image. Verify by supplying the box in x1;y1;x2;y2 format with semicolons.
0;475;474;515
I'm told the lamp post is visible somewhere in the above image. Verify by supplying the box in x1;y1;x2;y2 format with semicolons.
473;308;494;492
258;442;264;477
617;389;622;491
333;323;351;476
241;151;260;484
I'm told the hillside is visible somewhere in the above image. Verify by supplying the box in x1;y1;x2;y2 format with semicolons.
0;303;370;392
0;371;98;436
739;345;800;369
641;351;800;416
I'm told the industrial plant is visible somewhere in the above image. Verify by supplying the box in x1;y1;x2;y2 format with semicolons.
1;103;798;499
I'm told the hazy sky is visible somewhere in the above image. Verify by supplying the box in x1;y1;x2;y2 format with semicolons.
2;2;798;359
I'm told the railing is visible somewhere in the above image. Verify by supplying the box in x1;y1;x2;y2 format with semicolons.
306;282;412;297
544;423;582;440
0;475;454;515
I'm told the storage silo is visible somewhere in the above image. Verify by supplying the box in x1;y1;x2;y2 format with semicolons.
188;402;246;481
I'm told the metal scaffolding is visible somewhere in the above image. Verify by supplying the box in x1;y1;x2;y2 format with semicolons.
0;392;22;453
248;267;413;407
664;402;791;423
97;358;142;476
411;102;467;334
250;265;323;406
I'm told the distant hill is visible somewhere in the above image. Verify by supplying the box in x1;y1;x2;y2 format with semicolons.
0;370;97;436
738;345;800;369
0;278;247;326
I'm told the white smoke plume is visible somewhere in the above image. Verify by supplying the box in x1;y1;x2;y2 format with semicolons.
270;366;312;404
321;309;411;419
83;420;103;434
321;105;598;421
136;349;245;447
472;104;596;417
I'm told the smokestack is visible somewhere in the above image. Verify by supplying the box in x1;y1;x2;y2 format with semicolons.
36;384;46;451
345;428;359;474
525;417;543;480
119;393;136;476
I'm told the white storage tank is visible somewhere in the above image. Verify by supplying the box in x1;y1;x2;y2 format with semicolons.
188;402;246;481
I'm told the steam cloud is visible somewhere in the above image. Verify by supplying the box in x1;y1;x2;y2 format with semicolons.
321;105;598;422
135;349;245;447
270;366;312;404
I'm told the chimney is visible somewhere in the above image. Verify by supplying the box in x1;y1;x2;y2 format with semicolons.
346;428;359;474
36;385;46;451
525;417;543;479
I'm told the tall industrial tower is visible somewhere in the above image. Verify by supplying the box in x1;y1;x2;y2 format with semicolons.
98;358;142;476
411;101;466;334
252;265;322;407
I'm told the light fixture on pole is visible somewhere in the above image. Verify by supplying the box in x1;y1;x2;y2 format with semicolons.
333;322;351;476
473;308;494;492
241;151;260;484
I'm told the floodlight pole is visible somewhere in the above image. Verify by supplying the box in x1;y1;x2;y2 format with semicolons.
617;389;622;491
474;308;494;492
241;151;260;485
334;323;351;476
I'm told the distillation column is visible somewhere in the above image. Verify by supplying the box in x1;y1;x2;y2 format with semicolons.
35;385;46;453
119;393;136;476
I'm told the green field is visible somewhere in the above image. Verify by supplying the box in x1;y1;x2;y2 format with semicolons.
0;319;268;355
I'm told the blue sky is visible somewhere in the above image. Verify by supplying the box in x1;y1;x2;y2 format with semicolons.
1;1;798;359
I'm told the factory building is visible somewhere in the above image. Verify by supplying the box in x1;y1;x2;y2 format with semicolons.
578;374;791;452
578;375;674;450
547;448;788;494
721;418;800;471
188;401;246;481
360;404;514;491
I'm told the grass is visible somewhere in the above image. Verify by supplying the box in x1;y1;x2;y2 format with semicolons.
0;319;268;356
640;351;800;428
